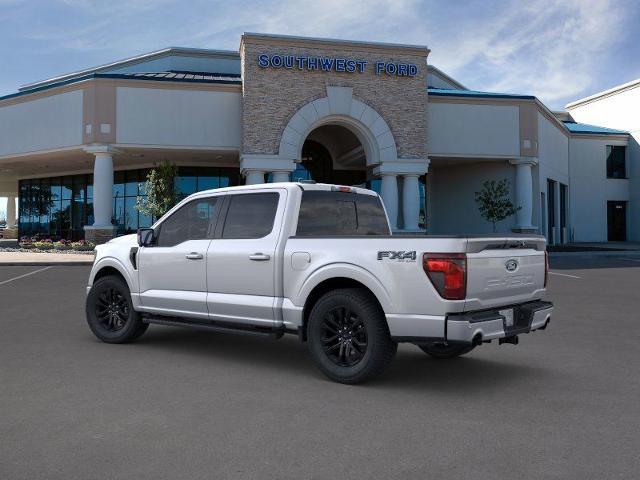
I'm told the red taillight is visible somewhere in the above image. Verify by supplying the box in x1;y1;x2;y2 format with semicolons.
544;250;549;288
423;253;467;300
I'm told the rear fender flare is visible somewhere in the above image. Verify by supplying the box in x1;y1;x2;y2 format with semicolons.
295;263;394;313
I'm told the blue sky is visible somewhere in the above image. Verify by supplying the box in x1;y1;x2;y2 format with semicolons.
1;0;640;216
1;0;639;107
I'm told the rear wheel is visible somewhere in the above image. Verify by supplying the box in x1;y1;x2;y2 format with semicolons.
86;275;148;343
307;288;397;384
418;343;474;359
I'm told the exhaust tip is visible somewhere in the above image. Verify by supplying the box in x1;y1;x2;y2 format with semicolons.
539;316;551;330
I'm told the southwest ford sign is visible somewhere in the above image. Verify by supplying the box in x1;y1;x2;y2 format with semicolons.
257;54;418;77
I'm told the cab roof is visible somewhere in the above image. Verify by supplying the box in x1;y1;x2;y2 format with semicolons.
191;182;379;197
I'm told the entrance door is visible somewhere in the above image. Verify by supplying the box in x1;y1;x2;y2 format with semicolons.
607;201;627;241
206;189;286;327
547;179;556;244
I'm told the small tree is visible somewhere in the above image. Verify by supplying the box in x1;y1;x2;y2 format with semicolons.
474;179;520;232
136;161;178;219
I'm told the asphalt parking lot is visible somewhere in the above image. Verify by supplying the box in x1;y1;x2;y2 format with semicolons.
1;256;639;479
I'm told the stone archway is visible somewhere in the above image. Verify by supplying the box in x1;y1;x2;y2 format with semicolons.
278;86;398;166
240;85;429;231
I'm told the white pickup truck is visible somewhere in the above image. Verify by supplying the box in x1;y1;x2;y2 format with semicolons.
86;182;553;384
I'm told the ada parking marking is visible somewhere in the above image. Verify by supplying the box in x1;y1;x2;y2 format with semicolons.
0;266;52;286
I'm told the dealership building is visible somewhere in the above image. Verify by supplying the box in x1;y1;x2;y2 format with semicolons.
0;33;637;243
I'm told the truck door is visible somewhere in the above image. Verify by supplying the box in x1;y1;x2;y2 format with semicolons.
206;189;286;327
137;196;220;320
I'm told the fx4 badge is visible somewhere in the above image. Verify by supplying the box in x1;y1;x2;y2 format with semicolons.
377;251;417;261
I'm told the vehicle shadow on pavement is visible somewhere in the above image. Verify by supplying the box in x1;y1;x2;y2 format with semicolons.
133;327;316;375
377;351;542;392
128;326;539;390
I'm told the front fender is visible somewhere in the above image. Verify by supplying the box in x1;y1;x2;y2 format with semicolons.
294;262;394;313
89;256;137;294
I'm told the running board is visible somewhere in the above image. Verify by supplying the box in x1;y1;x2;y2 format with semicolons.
142;315;285;339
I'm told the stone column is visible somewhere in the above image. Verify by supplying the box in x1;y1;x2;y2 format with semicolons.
244;170;265;185
380;174;399;230
271;171;290;183
510;158;538;232
84;145;117;244
6;195;16;229
401;175;421;231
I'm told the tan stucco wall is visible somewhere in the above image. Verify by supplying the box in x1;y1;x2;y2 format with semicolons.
240;35;428;160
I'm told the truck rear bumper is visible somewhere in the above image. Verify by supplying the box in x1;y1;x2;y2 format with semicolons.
446;300;553;345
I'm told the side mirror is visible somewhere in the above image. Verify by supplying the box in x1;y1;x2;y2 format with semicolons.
138;228;155;247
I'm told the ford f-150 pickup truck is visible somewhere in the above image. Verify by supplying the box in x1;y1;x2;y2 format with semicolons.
86;182;553;384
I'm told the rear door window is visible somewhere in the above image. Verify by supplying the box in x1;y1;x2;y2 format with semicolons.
296;191;390;236
222;192;280;239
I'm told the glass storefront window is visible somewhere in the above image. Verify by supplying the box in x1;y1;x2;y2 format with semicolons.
18;166;239;240
176;176;197;198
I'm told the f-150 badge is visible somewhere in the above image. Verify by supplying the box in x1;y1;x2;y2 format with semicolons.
377;251;417;261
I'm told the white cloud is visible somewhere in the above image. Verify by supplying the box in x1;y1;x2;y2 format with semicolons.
2;0;635;109
426;0;631;107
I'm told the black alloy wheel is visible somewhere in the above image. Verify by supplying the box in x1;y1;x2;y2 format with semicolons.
86;275;148;343
95;286;130;332
307;288;397;384
321;306;368;367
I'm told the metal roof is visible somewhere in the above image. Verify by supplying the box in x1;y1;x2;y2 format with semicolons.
0;71;241;103
19;47;240;92
562;121;628;135
428;87;535;100
121;71;241;82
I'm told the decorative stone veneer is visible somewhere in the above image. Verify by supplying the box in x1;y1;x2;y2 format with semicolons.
240;35;429;160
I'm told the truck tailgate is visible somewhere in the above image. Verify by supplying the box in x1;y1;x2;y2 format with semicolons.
464;236;547;311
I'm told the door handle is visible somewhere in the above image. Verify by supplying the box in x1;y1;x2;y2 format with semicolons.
185;252;204;260
249;253;271;261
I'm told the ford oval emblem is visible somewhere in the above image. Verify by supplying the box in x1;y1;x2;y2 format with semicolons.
505;259;519;272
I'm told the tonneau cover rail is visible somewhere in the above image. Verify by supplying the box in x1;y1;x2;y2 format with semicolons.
465;236;546;253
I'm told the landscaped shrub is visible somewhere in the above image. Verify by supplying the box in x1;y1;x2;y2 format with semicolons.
70;240;96;251
53;240;73;250
33;240;54;250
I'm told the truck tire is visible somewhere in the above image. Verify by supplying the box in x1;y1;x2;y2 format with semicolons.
86;275;148;344
307;288;397;384
418;343;474;359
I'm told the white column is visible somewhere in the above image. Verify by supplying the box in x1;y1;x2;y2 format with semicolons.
271;171;290;183
6;195;16;228
510;158;537;231
380;174;398;230
245;170;265;185
92;152;114;227
402;174;421;231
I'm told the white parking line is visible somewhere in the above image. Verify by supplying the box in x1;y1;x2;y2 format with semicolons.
549;271;581;279
0;266;52;286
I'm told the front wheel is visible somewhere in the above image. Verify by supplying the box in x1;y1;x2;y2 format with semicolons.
307;288;397;384
86;275;148;343
418;343;474;359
